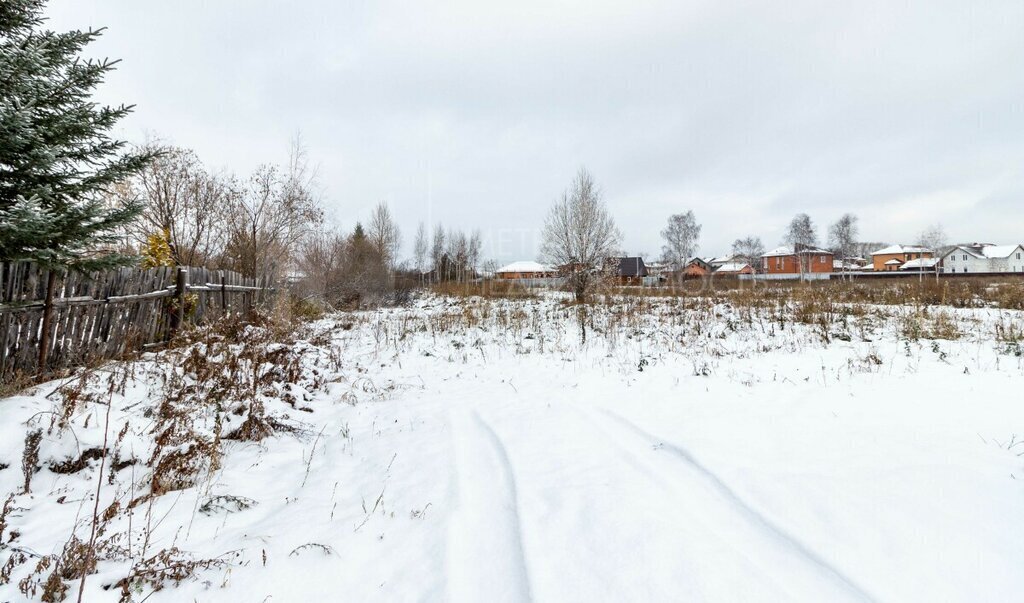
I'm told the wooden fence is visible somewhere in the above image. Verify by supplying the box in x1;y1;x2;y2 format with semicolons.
1;262;274;381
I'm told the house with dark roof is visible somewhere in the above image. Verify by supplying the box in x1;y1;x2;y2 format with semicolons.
613;256;648;285
681;257;712;279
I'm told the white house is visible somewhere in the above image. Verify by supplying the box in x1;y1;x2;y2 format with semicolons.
708;254;743;269
940;244;1024;274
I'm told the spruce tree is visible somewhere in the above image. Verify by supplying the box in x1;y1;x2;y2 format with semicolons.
0;0;155;270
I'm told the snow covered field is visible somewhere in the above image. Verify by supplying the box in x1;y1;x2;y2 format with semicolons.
2;293;1024;602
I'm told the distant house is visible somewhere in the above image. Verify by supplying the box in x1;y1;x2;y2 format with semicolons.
494;261;557;280
614;256;648;285
899;258;940;272
714;262;754;276
681;257;712;278
870;245;933;272
760;245;834;278
833;258;866;272
708;254;742;269
940;244;1024;274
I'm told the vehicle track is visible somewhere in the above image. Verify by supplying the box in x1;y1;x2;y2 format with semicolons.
572;403;876;602
446;409;534;603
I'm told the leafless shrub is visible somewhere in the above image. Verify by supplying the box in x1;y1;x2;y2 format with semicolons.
0;494;16;546
21;429;42;494
116;547;233;603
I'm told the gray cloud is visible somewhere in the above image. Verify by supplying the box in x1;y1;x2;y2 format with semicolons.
47;0;1024;260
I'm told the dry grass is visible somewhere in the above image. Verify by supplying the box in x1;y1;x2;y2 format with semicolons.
429;280;538;300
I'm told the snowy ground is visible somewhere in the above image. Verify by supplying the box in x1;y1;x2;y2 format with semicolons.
2;293;1024;602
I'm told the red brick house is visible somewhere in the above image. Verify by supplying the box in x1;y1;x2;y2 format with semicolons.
761;245;834;278
681;257;712;278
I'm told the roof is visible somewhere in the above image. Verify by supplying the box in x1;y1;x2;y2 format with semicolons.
980;245;1022;258
899;258;939;270
870;245;931;256
709;254;739;264
941;244;1024;260
495;261;554;274
617;257;648;277
714;262;752;273
761;245;832;257
884;258;903;265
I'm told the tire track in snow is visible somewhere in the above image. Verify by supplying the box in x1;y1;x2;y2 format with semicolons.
446;409;533;603
574;404;876;603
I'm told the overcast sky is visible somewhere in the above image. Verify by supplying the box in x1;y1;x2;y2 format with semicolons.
46;0;1024;262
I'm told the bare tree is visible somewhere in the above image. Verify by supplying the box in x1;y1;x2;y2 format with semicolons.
447;230;468;282
222;161;322;279
731;236;765;271
784;213;818;275
296;226;346;303
430;224;445;283
468;230;483;280
855;241;889;259
828;213;859;277
412;221;428;283
540;168;621;303
917;223;947;252
118;143;233;266
660;211;701;270
367;201;401;270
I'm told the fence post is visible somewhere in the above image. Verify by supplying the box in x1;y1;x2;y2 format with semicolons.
172;267;188;335
37;269;58;372
219;270;227;315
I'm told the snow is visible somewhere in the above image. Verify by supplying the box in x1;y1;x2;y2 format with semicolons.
2;294;1024;602
495;261;554;274
870;244;931;256
900;258;939;269
980;245;1022;259
713;262;751;272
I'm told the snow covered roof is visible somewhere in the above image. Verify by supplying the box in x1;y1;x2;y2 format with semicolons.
761;245;832;257
495;261;555;274
884;258;903;265
709;254;739;264
714;262;751;273
979;245;1022;258
941;244;1024;260
899;258;939;270
870;245;931;256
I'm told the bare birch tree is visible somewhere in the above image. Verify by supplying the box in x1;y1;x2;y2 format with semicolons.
430;224;445;282
540;168;620;303
412;221;428;282
660;211;701;270
468;229;483;280
828;213;859;277
917;223;947;252
784;213;818;275
368;201;401;270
